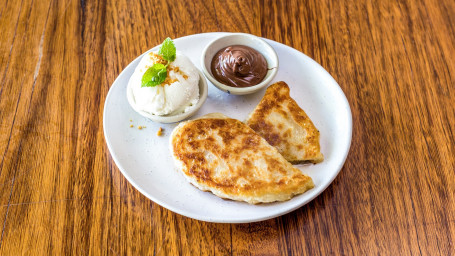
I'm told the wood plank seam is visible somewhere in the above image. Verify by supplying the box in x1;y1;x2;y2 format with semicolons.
0;0;53;250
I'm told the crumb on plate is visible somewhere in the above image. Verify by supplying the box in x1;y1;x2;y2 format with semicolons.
157;127;164;136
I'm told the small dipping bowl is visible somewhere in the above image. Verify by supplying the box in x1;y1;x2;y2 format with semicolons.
127;69;208;123
201;33;279;95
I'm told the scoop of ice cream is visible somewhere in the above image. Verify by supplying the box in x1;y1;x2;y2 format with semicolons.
127;51;199;116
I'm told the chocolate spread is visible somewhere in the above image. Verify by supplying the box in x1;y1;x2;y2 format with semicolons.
211;45;267;87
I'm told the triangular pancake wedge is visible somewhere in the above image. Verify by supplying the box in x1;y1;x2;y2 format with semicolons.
170;113;314;204
246;81;324;164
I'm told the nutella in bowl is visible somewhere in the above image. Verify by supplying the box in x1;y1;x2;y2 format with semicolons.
201;33;279;95
211;45;268;88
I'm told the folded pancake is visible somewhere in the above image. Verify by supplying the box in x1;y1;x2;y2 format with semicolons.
246;81;324;164
170;113;314;204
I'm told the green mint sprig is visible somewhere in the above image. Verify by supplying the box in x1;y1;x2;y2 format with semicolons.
141;63;167;87
141;38;176;87
159;38;176;62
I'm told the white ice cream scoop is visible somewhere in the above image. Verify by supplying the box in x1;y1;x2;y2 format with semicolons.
127;51;207;123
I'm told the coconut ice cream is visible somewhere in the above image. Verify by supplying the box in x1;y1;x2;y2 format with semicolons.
127;49;199;116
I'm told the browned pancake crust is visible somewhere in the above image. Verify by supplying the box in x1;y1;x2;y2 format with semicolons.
246;81;323;163
170;114;314;204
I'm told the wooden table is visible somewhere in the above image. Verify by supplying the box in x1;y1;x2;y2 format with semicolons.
1;0;454;254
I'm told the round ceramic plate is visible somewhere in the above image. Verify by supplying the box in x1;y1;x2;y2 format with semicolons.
103;33;352;223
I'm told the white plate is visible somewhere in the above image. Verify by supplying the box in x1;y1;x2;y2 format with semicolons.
103;33;352;223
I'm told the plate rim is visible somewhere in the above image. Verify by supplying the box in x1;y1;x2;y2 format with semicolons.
103;32;352;223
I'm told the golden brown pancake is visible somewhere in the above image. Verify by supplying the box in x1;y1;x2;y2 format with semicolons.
170;113;314;204
246;81;324;164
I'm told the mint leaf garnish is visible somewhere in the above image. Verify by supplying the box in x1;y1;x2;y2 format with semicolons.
158;37;176;62
141;63;167;87
141;38;176;87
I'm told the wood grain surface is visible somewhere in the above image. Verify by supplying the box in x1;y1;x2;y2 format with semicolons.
0;0;454;254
